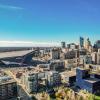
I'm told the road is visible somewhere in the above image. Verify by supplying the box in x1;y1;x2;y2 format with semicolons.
4;69;32;100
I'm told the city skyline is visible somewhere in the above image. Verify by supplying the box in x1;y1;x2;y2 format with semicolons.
0;37;98;47
0;0;100;46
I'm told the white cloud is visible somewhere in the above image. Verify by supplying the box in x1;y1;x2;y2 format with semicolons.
0;4;23;10
0;41;60;47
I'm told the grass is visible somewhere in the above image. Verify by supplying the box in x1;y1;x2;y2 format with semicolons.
94;95;100;100
89;94;100;100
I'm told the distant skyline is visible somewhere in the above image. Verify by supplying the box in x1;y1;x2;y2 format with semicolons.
0;0;100;46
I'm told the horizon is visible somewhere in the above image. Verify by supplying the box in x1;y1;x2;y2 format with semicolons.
0;0;100;46
0;37;98;47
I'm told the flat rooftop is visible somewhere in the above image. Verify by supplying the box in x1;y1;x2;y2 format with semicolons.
0;76;16;85
0;50;33;59
60;70;76;77
77;67;89;71
84;78;100;83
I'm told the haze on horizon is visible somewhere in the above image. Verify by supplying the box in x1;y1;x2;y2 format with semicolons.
0;0;100;46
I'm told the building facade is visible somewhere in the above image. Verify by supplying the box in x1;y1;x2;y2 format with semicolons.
50;60;65;71
76;68;100;93
22;72;38;93
0;77;17;100
79;37;84;49
50;48;60;59
46;71;61;87
61;42;66;48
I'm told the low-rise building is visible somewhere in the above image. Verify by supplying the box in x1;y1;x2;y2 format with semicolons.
61;70;76;86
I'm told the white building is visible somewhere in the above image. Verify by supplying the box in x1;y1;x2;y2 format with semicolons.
91;51;100;65
46;71;61;87
97;53;100;65
91;52;97;64
22;72;38;93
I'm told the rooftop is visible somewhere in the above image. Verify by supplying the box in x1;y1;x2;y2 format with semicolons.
60;70;76;77
0;76;16;85
84;78;100;83
0;50;33;59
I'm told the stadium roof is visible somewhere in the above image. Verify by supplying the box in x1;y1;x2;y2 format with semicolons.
0;50;33;59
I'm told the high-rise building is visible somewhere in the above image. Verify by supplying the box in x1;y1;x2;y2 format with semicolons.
22;72;38;93
91;52;97;64
91;51;100;65
46;71;61;87
61;42;66;48
94;40;100;52
97;53;100;65
0;76;17;100
79;37;84;49
50;48;60;59
76;68;100;93
50;60;65;71
84;38;91;50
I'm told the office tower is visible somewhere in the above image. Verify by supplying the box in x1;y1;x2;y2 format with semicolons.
84;38;91;50
0;76;17;100
61;42;66;48
22;72;38;93
79;37;84;49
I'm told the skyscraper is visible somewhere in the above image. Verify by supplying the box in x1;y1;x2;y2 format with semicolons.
84;38;91;50
79;37;84;49
61;42;66;48
94;40;100;49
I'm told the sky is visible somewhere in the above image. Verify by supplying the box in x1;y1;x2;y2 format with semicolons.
0;0;100;47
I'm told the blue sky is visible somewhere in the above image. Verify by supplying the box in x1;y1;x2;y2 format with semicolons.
0;0;100;46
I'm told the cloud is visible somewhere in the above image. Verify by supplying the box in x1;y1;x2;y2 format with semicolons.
0;4;23;10
0;41;60;47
